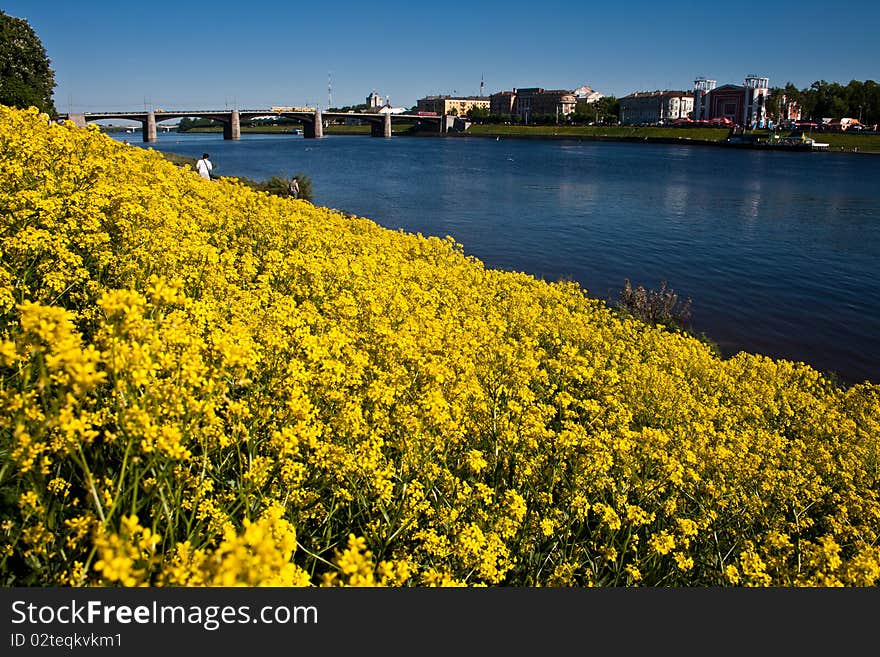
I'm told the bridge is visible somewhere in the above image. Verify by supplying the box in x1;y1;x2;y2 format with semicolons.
57;109;447;141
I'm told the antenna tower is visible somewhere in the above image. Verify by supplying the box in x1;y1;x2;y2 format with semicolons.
328;72;332;110
480;74;484;97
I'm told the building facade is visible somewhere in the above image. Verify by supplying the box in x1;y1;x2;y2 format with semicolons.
619;91;694;125
574;85;605;103
489;91;516;115
494;88;577;121
530;89;577;117
366;91;386;109
416;95;490;116
772;91;801;124
691;78;717;123
693;76;770;128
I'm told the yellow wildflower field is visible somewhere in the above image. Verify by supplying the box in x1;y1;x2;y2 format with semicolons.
1;106;878;587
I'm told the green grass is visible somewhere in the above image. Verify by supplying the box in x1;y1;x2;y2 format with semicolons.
179;123;415;136
325;124;417;135
735;128;880;152
807;132;880;152
465;124;731;141
164;122;880;151
159;151;197;168
181;125;298;134
324;124;370;134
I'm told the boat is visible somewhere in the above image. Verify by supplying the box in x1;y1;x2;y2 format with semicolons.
724;131;828;151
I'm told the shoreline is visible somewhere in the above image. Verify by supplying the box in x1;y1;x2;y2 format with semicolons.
426;130;880;154
162;126;880;154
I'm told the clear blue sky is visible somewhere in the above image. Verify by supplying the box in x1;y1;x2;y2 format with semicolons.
5;1;879;112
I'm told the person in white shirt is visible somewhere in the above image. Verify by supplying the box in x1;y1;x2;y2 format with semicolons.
288;176;300;198
196;153;213;180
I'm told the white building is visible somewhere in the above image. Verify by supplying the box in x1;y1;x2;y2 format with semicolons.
574;85;605;103
375;105;408;114
619;90;694;125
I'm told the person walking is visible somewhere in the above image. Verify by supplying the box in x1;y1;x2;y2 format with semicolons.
288;176;300;199
196;153;213;180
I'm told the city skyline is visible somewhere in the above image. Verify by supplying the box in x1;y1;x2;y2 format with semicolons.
5;1;879;113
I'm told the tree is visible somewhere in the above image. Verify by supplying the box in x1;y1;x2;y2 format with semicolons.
242;172;314;203
0;10;57;117
467;106;489;121
580;96;620;125
765;87;782;124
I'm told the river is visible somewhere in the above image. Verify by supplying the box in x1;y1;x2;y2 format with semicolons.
112;131;880;385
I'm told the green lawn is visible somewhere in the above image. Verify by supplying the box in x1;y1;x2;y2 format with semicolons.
325;124;416;135
177;123;414;136
181;125;298;134
808;132;880;152
158;123;880;152
465;124;731;141
737;128;880;152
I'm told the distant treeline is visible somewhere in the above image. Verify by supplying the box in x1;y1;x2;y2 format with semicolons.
769;79;879;124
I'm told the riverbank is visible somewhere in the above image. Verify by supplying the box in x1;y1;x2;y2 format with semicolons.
177;124;415;136
170;123;880;152
453;124;880;153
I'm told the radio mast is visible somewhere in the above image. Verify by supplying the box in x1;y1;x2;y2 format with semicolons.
328;72;332;110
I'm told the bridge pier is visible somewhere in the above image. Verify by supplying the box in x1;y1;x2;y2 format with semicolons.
144;112;157;142
223;110;241;140
67;113;87;128
303;109;324;139
368;113;393;137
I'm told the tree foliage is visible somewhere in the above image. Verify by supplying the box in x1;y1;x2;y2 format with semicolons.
770;79;880;125
177;117;222;131
466;106;490;121
0;10;56;117
237;172;315;203
572;96;620;125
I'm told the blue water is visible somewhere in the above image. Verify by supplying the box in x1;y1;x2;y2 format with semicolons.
115;131;880;385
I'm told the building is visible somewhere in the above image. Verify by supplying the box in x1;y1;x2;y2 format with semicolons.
619;90;694;125
489;91;516;116
366;91;385;109
768;89;801;127
530;89;577;118
692;76;770;128
489;88;576;122
375;105;408;115
574;84;606;117
691;78;717;123
416;95;490;116
574;85;605;104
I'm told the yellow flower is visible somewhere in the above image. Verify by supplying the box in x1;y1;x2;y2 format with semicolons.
1;105;879;589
